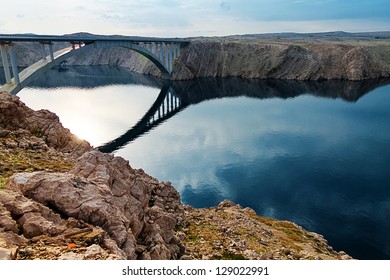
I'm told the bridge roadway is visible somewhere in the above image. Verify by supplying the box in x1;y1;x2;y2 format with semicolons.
0;34;189;43
0;34;189;94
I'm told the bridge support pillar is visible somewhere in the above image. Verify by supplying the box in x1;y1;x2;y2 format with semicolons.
174;46;178;60
169;44;173;73
159;43;163;61
164;43;169;73
0;44;12;84
40;43;47;60
9;45;20;85
48;43;55;61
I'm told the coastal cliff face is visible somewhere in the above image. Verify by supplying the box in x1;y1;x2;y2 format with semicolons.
0;91;352;260
172;40;390;80
63;38;390;81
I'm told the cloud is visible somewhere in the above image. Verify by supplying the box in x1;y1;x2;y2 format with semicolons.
220;1;231;11
0;0;389;36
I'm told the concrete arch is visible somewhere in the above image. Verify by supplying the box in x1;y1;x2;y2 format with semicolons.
93;41;172;78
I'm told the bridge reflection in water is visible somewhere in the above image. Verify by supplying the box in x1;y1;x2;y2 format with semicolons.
98;82;185;153
18;66;390;153
98;76;390;153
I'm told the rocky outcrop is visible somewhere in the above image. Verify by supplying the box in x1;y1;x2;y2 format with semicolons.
181;201;352;260
0;150;184;260
0;91;91;156
0;91;184;260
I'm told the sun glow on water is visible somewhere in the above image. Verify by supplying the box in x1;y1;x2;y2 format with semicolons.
18;84;160;147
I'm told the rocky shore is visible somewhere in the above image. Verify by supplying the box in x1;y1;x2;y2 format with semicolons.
0;91;352;260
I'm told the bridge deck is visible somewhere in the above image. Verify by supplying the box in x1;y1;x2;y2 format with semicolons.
0;34;190;44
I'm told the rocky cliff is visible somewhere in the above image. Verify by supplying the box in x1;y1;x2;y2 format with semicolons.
0;91;352;260
172;40;390;80
62;38;390;81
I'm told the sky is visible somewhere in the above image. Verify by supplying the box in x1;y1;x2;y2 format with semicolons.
0;0;389;37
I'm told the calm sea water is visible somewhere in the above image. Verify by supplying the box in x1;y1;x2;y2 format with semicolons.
15;66;390;260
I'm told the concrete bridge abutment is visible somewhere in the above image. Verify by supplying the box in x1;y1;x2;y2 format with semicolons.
0;43;20;85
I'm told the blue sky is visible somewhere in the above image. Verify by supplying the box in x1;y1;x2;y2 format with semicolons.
0;0;389;36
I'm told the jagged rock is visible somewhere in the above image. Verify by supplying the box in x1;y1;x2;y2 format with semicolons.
58;244;116;260
217;199;237;209
58;251;85;260
0;247;17;260
0;91;91;156
0;203;19;233
1;150;184;260
0;189;68;238
0;231;27;260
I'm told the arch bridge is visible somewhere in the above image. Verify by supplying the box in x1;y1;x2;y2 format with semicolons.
0;34;189;94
